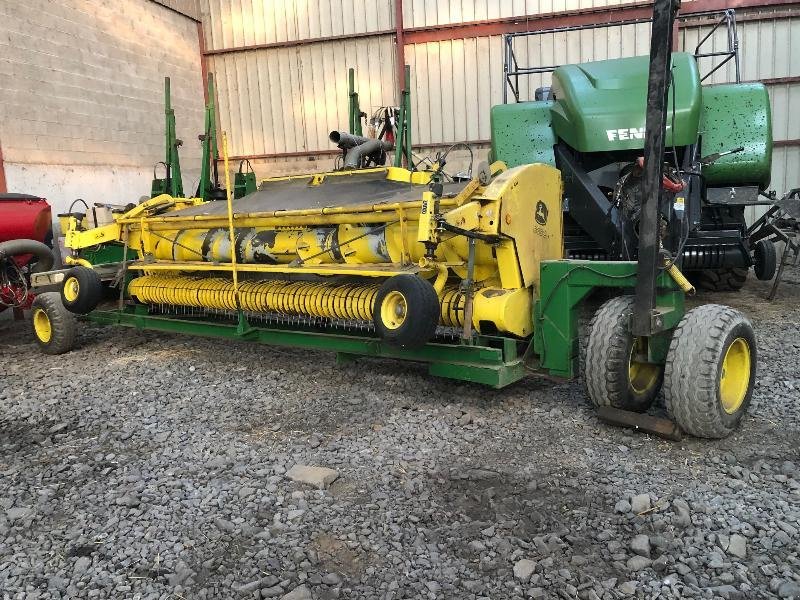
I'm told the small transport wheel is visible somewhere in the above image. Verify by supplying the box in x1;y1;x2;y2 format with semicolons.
694;267;748;292
664;304;756;439
61;266;103;314
31;292;76;355
753;239;777;281
373;275;440;348
583;296;663;412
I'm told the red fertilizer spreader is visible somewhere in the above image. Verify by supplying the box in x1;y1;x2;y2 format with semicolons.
0;194;55;314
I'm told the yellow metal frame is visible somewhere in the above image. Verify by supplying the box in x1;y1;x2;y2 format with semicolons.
60;159;566;339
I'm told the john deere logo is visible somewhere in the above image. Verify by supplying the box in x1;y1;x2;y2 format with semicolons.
535;201;548;226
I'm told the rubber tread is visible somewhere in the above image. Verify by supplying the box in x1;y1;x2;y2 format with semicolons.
753;239;777;281
694;267;748;292
31;292;76;355
663;303;756;439
61;266;103;314
373;275;440;348
583;295;661;412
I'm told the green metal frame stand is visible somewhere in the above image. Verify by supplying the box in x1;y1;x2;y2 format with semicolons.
83;260;686;389
86;307;527;389
534;260;684;378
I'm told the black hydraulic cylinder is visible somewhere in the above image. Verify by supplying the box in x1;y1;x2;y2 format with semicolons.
632;0;681;337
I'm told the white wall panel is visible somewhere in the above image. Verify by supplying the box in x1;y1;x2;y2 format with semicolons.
208;35;397;157
201;0;394;51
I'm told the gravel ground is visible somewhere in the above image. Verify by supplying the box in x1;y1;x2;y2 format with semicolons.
1;267;799;600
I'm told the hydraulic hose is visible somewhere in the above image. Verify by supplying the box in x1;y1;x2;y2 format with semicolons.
0;239;54;272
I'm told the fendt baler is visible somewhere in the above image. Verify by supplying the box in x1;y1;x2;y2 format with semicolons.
30;0;758;440
492;15;774;291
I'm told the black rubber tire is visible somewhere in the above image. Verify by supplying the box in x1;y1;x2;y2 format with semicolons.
373;275;440;348
61;266;103;314
664;304;756;439
693;267;748;292
753;239;777;281
31;292;76;355
583;296;663;412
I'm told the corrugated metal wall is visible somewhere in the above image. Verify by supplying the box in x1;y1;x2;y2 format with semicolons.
204;0;393;47
201;0;397;161
403;0;627;28
679;11;800;197
199;1;798;198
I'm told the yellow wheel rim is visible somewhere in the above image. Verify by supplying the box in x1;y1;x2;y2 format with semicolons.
720;337;751;414
63;276;80;302
628;337;661;394
380;291;407;330
33;308;52;343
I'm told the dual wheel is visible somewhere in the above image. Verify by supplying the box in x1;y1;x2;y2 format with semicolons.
31;265;102;354
584;296;756;438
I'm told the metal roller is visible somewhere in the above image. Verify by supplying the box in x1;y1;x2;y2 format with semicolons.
128;275;379;322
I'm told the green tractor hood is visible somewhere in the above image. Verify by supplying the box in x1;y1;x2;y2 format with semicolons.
550;52;701;152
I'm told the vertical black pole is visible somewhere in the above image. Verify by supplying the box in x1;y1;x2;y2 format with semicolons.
632;0;680;336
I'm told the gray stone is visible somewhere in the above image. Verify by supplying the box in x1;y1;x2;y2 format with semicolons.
728;534;747;559
630;534;651;558
513;559;536;582
672;498;691;527
778;581;800;598
73;557;91;573
215;518;236;533
631;494;651;514
237;580;262;594
5;507;30;521
281;585;312;600
115;494;140;507
652;555;669;573
286;465;339;489
322;573;342;586
618;581;638;596
261;586;284;597
615;499;632;513
626;556;652;571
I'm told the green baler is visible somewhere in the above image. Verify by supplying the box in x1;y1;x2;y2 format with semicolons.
492;49;774;291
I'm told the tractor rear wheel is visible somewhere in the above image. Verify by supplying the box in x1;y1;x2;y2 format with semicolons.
61;266;103;314
694;267;748;292
373;275;439;348
583;296;663;412
31;292;76;355
663;304;756;438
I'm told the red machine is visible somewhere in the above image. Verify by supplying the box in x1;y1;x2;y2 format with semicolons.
0;194;54;313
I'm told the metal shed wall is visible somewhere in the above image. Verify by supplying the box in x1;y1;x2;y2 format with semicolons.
199;1;798;198
208;36;397;159
203;0;394;50
403;0;628;28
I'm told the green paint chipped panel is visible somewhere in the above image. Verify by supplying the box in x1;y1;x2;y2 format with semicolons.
490;100;557;168
700;83;772;189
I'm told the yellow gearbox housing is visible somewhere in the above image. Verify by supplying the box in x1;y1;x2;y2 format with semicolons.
63;162;563;341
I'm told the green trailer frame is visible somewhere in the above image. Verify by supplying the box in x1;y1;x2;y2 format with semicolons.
84;260;683;389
